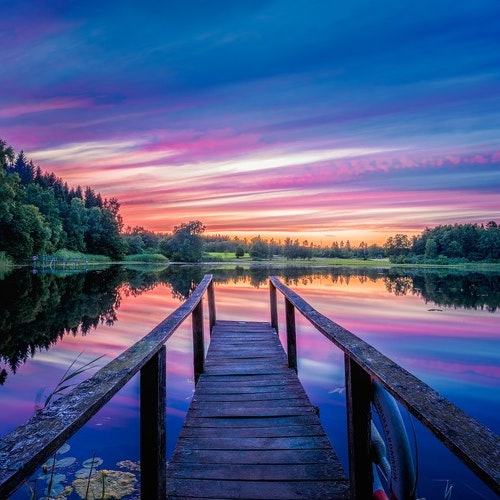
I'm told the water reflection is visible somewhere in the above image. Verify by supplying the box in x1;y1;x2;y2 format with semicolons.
1;264;499;499
1;265;499;386
0;267;122;381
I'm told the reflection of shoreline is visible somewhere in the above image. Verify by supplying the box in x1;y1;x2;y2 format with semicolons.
0;267;125;384
207;266;500;312
1;265;499;386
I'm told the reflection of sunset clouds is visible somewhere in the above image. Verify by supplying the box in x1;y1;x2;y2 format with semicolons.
1;272;498;470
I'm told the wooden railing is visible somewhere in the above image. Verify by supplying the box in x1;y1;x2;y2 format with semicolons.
0;274;216;499
269;276;500;499
2;274;498;499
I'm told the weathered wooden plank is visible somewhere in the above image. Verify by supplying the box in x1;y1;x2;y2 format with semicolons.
186;405;317;418
182;415;322;429
207;341;280;348
193;383;299;392
192;391;305;402
206;350;283;356
167;320;348;499
0;274;215;499
215;320;271;327
189;399;312;411
196;373;296;384
167;478;350;499
202;365;287;374
172;435;334;451
204;353;285;361
270;276;500;495
178;424;327;439
193;386;302;397
167;462;346;481
170;448;343;465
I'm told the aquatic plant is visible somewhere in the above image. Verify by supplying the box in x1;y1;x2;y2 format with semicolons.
35;352;105;410
72;470;137;499
26;443;77;499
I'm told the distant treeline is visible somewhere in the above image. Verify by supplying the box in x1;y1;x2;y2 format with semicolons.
202;223;500;264
1;139;499;264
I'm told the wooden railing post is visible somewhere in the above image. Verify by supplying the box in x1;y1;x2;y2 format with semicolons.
140;346;166;499
345;355;372;499
285;297;297;371
207;279;216;334
0;275;216;497
270;279;278;333
192;298;205;384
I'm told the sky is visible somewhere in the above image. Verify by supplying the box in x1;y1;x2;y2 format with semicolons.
1;0;500;244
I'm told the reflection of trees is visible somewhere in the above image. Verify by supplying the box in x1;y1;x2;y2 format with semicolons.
384;269;500;312
383;276;414;296
0;267;125;382
2;265;499;385
162;266;206;300
208;266;500;313
413;272;500;312
0;265;210;384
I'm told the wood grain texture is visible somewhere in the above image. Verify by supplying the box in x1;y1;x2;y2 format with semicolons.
167;320;349;499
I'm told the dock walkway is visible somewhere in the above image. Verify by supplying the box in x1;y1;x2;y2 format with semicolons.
166;320;349;499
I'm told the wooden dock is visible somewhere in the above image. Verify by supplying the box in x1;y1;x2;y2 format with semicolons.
166;320;350;499
1;275;498;498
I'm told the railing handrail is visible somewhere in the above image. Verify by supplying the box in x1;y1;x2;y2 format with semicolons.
0;274;215;497
269;276;500;496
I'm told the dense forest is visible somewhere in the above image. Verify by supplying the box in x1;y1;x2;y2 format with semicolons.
1;139;124;261
1;139;499;265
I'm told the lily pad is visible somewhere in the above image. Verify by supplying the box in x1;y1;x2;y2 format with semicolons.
117;459;141;472
56;456;76;467
75;467;98;479
45;482;64;495
56;443;71;454
42;456;75;470
42;458;57;470
82;457;103;468
46;473;66;483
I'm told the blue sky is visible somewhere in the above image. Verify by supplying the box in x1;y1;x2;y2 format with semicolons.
1;0;499;242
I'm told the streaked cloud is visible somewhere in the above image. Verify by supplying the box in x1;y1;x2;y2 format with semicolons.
1;0;499;242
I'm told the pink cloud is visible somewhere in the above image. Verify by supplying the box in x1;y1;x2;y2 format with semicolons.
0;97;92;119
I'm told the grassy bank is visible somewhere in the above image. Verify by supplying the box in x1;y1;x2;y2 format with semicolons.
201;252;500;270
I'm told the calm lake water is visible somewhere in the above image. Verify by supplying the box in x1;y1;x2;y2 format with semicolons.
1;264;499;499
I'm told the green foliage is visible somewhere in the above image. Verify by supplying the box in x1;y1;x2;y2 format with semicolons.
283;238;312;260
388;222;500;264
0;252;13;278
0;251;12;264
249;236;270;260
0;139;15;167
65;197;87;252
235;246;245;258
124;253;168;262
123;234;146;255
0;139;125;262
384;234;412;259
161;220;206;262
50;248;111;262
